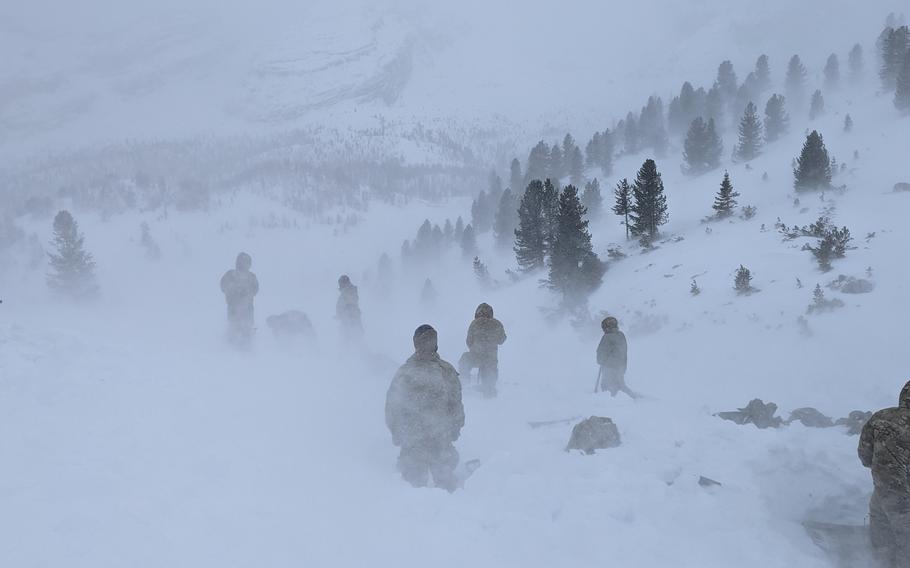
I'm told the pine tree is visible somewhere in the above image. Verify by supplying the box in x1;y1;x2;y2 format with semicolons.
639;96;668;156
420;278;437;305
690;280;701;296
785;55;808;103
734;265;753;294
509;158;523;194
824;53;840;91
716;60;739;101
548;143;565;180
754;54;772;92
461;224;478;258
734;102;763;161
443;218;454;241
848;44;864;81
488;170;504;207
568;145;585;186
704;85;725;130
880;26;909;91
473;257;492;287
712;171;740;218
623;113;639;153
612;178;632;240
547;185;604;307
470;190;491;234
581;178;603;221
794;130;833;190
585;130;614;175
454;216;465;241
844;114;854;132
630;159;669;240
809;89;825;120
763;94;789;143
493;188;519;249
526;141;550;182
895;55;910;111
562;133;578;169
514;180;548;271
683;117;723;175
541;178;560;253
47;210;98;298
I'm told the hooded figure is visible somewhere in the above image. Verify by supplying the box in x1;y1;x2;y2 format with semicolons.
859;381;910;567
596;317;631;396
458;303;507;398
219;252;259;345
385;325;464;491
336;274;363;340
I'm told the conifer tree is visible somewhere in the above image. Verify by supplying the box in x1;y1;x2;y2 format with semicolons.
754;54;772;92
639;96;669;156
454;216;465;241
844;114;854;132
623;113;639;154
562;133;578;168
809;89;825;120
683;117;723;174
763;94;789;143
473;257;492;287
716;60;739;101
585;130;614;175
785;55;808;103
541;178;560;253
734;265;753;294
526;141;550;182
581;178;603;221
549;143;565;180
612;178;632;240
461;224;478;258
704;85;725;130
734;102;763;161
568;146;585;186
895;55;910;111
493;188;519;250
47;210;98;298
510;158;523;194
824;53;840;90
848;44;864;81
630;159;669;241
712;171;740;218
470;190;492;234
514;180;548;271
880;26;909;91
547;185;604;307
793;130;832;190
443;219;454;241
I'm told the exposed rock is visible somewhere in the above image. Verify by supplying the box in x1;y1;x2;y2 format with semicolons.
566;416;621;454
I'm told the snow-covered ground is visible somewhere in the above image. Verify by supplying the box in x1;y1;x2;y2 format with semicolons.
3;2;910;567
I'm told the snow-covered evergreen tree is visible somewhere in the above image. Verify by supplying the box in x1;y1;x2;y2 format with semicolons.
880;26;909;91
630;159;668;241
824;53;840;90
509;158;523;194
794;131;832;190
514;180;547;272
526;141;550;182
712;171;740;218
683;117;723;174
547;185;604;307
785;54;808;103
461;224;478;258
612;179;632;240
47;210;98;298
895;55;910;111
581;178;603;221
848;43;864;82
809;89;825;120
716;60;738;102
763;94;789;143
568;145;585;186
734;102;762;161
754;54;772;92
734;265;753;294
493;188;519;250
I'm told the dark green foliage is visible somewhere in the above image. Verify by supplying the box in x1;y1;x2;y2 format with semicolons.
896;55;910;111
581;178;603;221
623;112;639;154
809;89;825;120
547;185;605;307
549;143;565;180
510;158;523;195
785;55;808;102
585;129;614;175
734;265;753;294
669;82;706;136
880;26;909;91
568;145;585;187
526;141;550;182
763;94;789;143
794;131;832;190
493;188;519;250
683;117;723;174
514;180;548;271
716;60;738;101
630;159;669;241
734;102;762;161
612;178;632;240
806;224;852;272
470;190;492;233
639;96;669;157
824;53;840;90
712;171;740;218
704;85;725;130
47;210;98;298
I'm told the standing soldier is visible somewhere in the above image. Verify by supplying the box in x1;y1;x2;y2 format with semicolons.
596;317;635;397
458;303;507;398
858;380;910;567
336;274;363;340
219;252;259;346
385;325;465;491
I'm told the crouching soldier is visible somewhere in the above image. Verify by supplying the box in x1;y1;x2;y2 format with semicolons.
859;380;910;567
458;303;506;398
385;325;465;491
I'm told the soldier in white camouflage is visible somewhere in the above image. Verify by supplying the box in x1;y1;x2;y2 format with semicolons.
458;303;507;398
385;325;465;491
859;380;910;568
219;252;259;346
